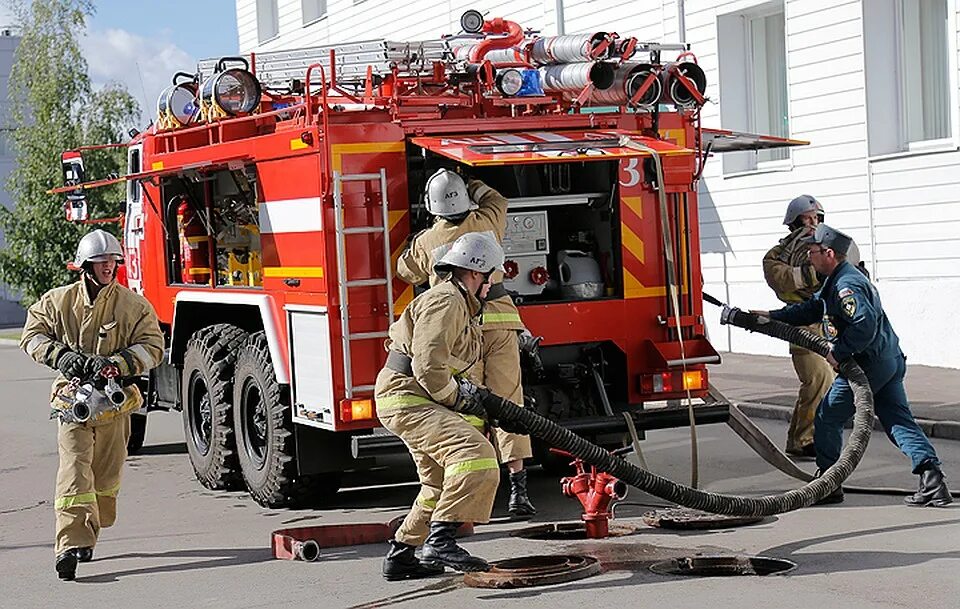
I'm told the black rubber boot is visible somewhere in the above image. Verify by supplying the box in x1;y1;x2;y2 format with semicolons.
382;540;445;581
813;469;844;505
508;469;536;518
55;550;78;581
421;522;489;573
77;547;93;563
905;465;953;507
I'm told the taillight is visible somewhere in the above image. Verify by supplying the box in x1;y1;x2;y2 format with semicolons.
640;369;706;394
340;398;374;422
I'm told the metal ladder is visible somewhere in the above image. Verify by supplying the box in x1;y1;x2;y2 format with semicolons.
332;169;395;398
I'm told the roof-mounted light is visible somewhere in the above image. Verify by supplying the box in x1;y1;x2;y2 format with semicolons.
200;57;262;121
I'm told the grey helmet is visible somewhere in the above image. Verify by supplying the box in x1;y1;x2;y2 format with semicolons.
783;194;824;226
424;169;477;218
434;232;505;275
73;229;124;268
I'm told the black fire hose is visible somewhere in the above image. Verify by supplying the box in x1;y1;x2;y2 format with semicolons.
481;309;874;517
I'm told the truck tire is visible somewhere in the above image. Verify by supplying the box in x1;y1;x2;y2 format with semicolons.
127;413;147;455
182;324;248;490
232;331;300;507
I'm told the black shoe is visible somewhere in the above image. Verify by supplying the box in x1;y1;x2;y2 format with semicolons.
787;444;817;459
905;466;953;507
421;522;489;573
508;470;536;518
55;550;78;581
382;541;445;581
77;547;93;563
813;469;844;505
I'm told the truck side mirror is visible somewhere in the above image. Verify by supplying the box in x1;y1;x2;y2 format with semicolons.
61;151;88;222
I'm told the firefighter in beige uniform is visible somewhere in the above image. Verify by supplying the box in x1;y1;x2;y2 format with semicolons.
377;232;506;580
397;169;537;518
762;195;834;457
20;230;163;581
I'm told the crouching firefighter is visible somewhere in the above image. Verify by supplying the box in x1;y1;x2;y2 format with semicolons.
376;232;507;580
398;169;537;518
20;229;164;580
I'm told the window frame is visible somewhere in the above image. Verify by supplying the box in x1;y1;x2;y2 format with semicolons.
256;0;280;44
301;0;327;26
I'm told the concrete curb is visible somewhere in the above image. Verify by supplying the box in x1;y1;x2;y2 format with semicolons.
0;338;21;347
738;401;960;442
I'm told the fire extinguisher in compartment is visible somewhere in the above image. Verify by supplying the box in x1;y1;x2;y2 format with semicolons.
176;196;211;284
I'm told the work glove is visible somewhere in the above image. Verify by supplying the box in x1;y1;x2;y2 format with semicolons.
719;305;740;326
518;329;543;371
85;355;123;380
452;377;489;419
55;351;89;380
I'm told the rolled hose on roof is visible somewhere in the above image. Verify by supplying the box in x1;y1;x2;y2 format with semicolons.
481;311;874;517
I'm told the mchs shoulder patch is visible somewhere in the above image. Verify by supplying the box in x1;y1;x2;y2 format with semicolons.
838;287;854;298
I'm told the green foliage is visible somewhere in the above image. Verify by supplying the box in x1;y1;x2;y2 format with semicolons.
0;0;140;305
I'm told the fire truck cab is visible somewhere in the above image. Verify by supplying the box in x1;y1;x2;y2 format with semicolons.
55;11;803;507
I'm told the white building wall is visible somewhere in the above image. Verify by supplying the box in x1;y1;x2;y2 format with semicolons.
235;0;960;368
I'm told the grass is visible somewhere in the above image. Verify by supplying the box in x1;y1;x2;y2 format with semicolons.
0;330;21;341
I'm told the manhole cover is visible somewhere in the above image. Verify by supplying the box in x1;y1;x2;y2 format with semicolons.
463;555;601;588
513;521;641;540
642;508;764;530
650;555;796;577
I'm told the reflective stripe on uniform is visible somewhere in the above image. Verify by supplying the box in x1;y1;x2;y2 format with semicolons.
482;312;522;324
375;394;434;412
96;482;121;498
460;414;486;430
444;458;499;477
416;496;438;509
55;492;97;510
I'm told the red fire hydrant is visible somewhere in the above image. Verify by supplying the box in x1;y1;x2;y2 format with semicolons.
554;449;628;538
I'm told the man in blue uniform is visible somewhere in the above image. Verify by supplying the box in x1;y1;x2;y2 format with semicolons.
730;224;951;507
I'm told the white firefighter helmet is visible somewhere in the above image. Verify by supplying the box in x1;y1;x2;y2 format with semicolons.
424;169;477;218
73;229;124;268
783;194;824;226
434;232;505;275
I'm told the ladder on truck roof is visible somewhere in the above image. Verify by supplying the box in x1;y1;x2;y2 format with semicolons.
332;169;395;398
198;39;450;90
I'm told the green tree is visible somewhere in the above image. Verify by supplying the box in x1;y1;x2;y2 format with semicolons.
0;0;140;305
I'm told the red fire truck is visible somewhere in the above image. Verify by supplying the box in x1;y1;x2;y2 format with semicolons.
55;11;801;507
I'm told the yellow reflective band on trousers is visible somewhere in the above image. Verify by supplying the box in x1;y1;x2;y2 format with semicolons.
482;312;522;324
460;414;486;430
55;492;97;510
96;482;121;498
444;457;499;477
376;394;434;412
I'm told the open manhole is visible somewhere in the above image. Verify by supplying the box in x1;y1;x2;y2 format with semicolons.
650;555;796;577
464;555;601;589
513;521;641;540
642;508;765;530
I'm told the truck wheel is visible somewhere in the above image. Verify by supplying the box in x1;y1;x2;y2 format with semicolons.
233;331;299;507
127;413;147;455
182;324;248;490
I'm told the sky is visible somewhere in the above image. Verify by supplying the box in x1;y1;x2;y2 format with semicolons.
2;0;240;126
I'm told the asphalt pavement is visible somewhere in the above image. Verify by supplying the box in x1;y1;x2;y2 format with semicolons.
2;343;959;608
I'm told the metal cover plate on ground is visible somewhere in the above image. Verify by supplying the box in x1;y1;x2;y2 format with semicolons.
463;555;601;589
650;555;796;576
513;521;642;540
642;508;765;530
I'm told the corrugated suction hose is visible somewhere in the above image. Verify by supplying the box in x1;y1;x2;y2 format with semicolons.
483;311;874;517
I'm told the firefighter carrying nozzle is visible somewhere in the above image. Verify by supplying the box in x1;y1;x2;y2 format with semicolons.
52;364;127;424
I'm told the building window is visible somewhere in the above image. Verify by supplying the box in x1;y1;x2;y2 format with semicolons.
717;2;790;173
302;0;327;24
257;0;279;43
865;0;956;155
899;0;951;144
